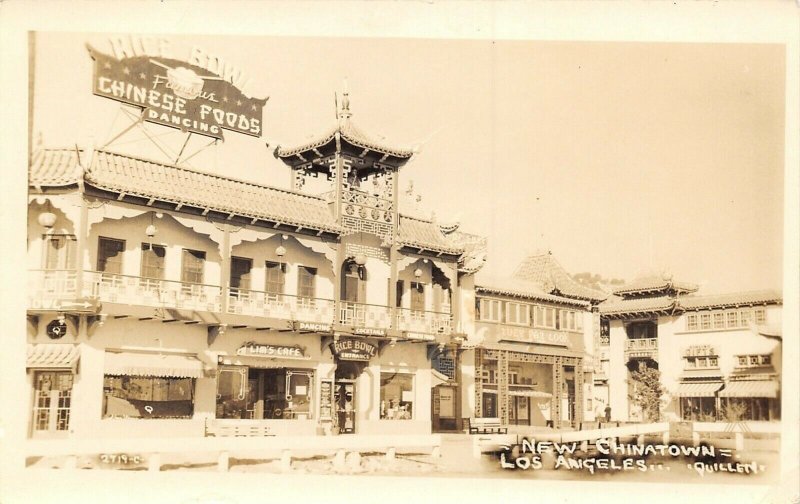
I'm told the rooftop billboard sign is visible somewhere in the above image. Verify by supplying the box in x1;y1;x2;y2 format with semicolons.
87;36;267;140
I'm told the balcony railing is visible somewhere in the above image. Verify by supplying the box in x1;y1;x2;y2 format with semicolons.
28;270;78;310
227;288;335;325
339;301;392;331
395;307;452;335
624;338;659;359
84;271;223;312
28;270;452;337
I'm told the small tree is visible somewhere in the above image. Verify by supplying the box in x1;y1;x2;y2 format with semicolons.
721;400;748;423
630;365;665;422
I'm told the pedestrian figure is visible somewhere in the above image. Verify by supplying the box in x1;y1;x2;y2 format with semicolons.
604;405;611;423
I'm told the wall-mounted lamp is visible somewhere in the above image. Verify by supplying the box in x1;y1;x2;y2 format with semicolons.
145;213;157;238
276;234;288;257
354;253;367;266
414;268;423;279
38;201;56;228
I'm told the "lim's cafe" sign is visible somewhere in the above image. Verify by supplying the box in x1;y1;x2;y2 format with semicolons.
87;35;268;140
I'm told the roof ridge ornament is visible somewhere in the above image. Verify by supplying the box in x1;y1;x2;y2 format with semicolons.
337;78;352;122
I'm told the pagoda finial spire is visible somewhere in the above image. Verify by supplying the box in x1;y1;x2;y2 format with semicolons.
337;78;352;121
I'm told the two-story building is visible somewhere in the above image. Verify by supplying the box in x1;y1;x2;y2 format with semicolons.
25;94;487;439
460;253;606;429
599;277;782;423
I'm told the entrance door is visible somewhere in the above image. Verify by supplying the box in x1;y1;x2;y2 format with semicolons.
482;393;497;418
511;396;531;426
334;381;356;434
31;371;74;437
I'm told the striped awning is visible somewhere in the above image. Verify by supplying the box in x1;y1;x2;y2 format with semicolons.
104;351;204;378
27;344;80;370
719;380;779;398
675;381;723;398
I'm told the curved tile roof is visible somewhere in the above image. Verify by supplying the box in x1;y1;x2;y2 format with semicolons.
514;253;608;302
29;148;478;256
397;215;463;255
612;276;698;296
680;290;782;310
600;296;677;315
276;117;414;160
475;275;590;308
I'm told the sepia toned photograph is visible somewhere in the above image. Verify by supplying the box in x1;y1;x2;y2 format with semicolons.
1;2;798;504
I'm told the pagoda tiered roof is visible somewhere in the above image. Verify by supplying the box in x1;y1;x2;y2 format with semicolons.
600;289;782;318
611;276;699;297
513;253;608;303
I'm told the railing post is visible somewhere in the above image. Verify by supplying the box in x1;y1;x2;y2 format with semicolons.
280;450;292;472
386;447;396;461
734;432;744;451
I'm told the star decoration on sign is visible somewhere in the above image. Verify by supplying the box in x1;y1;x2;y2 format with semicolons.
236;100;242;107
123;67;130;75
139;72;147;80
251;104;257;111
103;62;111;69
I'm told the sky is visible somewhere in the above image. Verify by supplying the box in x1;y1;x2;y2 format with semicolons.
31;32;785;294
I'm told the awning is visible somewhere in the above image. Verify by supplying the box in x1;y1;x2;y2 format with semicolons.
27;344;80;370
482;387;552;399
509;389;552;399
675;381;723;398
719;380;779;398
104;351;204;378
431;369;451;387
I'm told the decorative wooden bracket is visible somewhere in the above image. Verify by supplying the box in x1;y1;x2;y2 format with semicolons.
27;315;39;338
207;324;227;346
64;314;80;341
86;314;107;338
427;343;446;361
320;335;334;354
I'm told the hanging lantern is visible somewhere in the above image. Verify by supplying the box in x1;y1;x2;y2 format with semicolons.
414;268;423;278
145;224;157;238
354;253;367;266
38;211;57;229
275;245;287;257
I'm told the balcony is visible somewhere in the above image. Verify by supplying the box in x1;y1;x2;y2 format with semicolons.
28;270;453;338
395;307;452;338
624;337;658;360
227;288;335;326
338;301;392;335
85;271;223;312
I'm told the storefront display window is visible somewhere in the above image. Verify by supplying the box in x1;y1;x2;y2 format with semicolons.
103;375;194;419
216;367;314;420
380;373;413;420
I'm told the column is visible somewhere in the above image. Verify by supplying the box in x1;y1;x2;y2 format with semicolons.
498;350;509;424
220;225;231;313
575;358;585;426
552;356;563;428
474;349;483;417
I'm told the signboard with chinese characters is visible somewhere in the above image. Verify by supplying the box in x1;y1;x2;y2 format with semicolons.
87;37;267;140
236;343;309;360
331;338;377;361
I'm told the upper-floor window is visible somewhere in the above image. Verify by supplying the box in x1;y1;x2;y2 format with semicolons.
626;321;656;339
533;306;556;329
478;298;502;322
410;282;426;312
505;302;530;326
230;257;252;292
181;249;206;284
559;309;582;332
297;266;317;299
600;319;610;345
43;234;76;270
141;243;166;279
736;354;771;368
684;356;719;369
97;237;125;274
265;261;286;295
685;307;769;332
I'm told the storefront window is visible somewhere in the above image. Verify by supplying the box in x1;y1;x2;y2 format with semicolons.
681;397;717;421
380;373;413;420
216;367;314;420
103;375;194;419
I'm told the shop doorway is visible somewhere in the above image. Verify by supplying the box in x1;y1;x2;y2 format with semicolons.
334;381;356;434
482;392;497;418
31;371;73;437
508;396;531;426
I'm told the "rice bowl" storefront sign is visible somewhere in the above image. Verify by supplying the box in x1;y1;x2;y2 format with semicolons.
87;36;267;140
331;338;378;362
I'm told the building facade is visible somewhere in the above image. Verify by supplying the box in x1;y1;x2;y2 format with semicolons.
26;96;488;439
599;278;782;423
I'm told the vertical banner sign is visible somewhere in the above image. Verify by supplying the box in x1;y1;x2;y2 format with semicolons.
87;42;267;140
319;380;333;421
